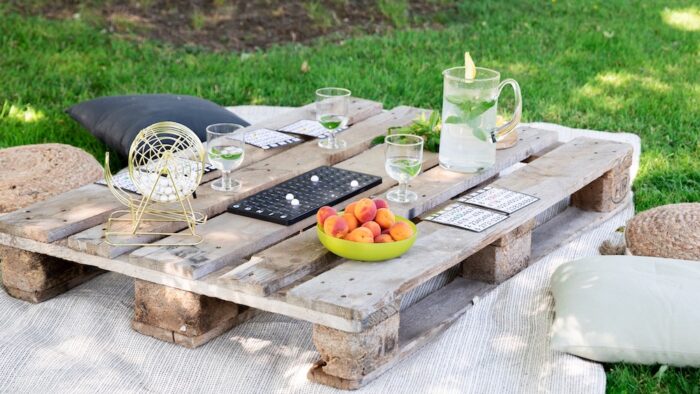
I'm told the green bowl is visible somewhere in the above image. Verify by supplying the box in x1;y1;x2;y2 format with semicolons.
316;214;418;262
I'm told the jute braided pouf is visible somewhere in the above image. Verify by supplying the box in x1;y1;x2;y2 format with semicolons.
0;143;102;214
625;203;700;261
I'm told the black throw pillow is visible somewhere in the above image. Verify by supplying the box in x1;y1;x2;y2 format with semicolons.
66;94;250;157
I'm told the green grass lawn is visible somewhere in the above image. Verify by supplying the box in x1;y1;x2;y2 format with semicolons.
1;0;699;391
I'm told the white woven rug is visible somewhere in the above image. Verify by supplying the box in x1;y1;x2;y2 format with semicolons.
0;108;641;393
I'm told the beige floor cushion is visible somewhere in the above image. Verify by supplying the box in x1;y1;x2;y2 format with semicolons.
551;255;700;367
0;144;102;213
625;203;700;260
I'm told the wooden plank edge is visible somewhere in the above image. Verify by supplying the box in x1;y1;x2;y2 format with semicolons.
308;277;494;390
0;233;366;333
530;193;633;262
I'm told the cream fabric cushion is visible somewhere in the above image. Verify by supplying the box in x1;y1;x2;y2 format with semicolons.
550;255;700;366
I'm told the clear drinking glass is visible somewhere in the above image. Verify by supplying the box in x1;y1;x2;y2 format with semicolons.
316;87;351;150
206;123;246;192
385;134;424;203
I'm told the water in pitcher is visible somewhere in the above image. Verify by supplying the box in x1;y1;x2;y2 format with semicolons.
439;84;498;173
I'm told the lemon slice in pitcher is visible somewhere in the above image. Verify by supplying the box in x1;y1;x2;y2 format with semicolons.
464;52;476;80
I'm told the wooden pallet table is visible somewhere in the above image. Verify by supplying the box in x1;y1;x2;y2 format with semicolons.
0;98;633;390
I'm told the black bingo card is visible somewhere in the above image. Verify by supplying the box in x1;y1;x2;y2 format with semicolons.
424;203;508;233
458;186;539;214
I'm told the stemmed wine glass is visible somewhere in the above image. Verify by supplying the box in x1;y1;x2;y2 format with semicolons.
316;87;351;150
206;123;246;192
384;134;424;203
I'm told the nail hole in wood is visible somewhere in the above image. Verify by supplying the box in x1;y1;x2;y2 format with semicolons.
62;219;67;222
349;278;354;281
321;281;325;284
61;209;67;212
367;292;372;296
341;295;347;298
422;194;427;198
216;246;221;249
25;210;30;213
25;217;31;220
248;273;254;276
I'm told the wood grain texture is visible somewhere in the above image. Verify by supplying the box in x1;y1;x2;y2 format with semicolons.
0;184;124;243
462;220;534;284
0;99;381;245
124;107;428;278
219;128;557;297
312;313;399;381
571;149;633;212
133;279;242;347
286;138;634;324
67;105;409;259
0;245;103;303
308;277;494;389
391;127;558;219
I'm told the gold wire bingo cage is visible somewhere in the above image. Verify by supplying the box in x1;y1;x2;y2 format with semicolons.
103;122;208;246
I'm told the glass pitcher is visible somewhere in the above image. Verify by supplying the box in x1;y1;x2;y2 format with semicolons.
438;66;522;173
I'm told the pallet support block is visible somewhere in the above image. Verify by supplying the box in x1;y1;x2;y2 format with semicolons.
309;313;400;390
0;245;102;303
571;152;633;212
462;220;535;284
132;279;246;348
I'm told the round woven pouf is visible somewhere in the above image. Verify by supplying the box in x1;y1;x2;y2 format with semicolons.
625;203;700;261
0;144;103;213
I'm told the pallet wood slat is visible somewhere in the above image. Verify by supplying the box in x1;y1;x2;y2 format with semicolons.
67;105;415;259
218;128;557;296
0;99;381;245
129;145;438;279
308;277;494;389
0;95;639;390
286;137;633;325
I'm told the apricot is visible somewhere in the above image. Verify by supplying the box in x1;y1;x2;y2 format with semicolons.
361;221;381;237
375;208;396;229
373;198;390;210
389;221;413;241
345;227;374;243
323;215;349;238
353;198;377;223
345;201;358;217
374;234;394;243
316;206;337;226
342;212;359;232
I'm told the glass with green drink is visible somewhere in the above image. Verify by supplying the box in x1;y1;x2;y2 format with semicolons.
316;87;351;150
206;123;246;192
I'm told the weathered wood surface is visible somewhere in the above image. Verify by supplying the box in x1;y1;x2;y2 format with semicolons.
462;220;535;284
286;138;634;324
0;184;124;243
131;145;436;280
0;245;103;303
132;279;248;348
530;194;633;262
391;126;556;218
308;277;494;389
67;105;409;259
218;128;557;297
0;135;632;334
0;98;381;245
126;107;431;279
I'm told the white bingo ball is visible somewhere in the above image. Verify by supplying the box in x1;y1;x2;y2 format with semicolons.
291;199;300;206
350;180;359;187
310;175;319;182
286;193;294;201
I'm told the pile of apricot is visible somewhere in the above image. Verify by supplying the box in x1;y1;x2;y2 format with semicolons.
316;198;414;243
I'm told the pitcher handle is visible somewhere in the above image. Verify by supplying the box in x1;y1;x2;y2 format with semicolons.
491;78;522;143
